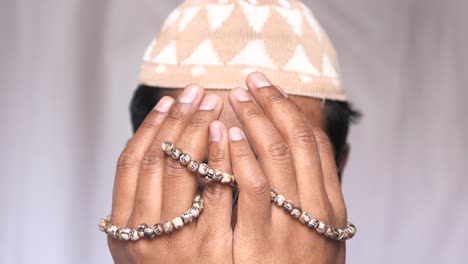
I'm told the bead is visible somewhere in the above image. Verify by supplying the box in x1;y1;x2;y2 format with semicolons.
99;220;108;232
336;229;346;241
316;221;327;234
198;163;209;175
325;227;336;239
270;188;278;201
290;208;301;219
179;153;191;165
283;200;294;212
307;218;319;229
107;224;118;238
274;194;286;206
129;229;140;241
212;169;223;181
299;211;312;224
206;169;215;180
192;202;200;209
115;228;123;240
191;206;200;218
120;228;131;241
153;224;164;236
194;194;202;204
144;226;156;239
163;221;174;234
345;223;356;239
181;210;193;224
221;172;232;184
171;148;182;160
137;224;148;238
162;142;175;155
187;160;199;172
172;217;184;230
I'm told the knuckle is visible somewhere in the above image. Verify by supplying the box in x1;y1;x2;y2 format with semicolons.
117;151;140;170
247;175;269;197
140;113;159;131
166;109;190;125
265;92;287;104
125;241;151;262
209;146;226;164
244;107;264;119
140;149;164;168
187;112;211;128
203;184;229;206
233;145;252;160
266;141;291;160
291;125;317;146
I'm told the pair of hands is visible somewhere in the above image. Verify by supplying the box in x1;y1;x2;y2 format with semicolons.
108;72;347;263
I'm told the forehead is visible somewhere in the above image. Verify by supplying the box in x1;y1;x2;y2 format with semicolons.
160;89;326;130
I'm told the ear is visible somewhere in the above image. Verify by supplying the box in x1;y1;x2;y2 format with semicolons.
337;143;350;180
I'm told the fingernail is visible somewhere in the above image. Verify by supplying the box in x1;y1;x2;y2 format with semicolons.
209;122;223;142
179;85;201;103
249;72;272;88
154;96;174;113
229;127;245;141
199;94;219;110
233;88;252;102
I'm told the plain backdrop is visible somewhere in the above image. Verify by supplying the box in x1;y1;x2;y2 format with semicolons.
1;0;467;263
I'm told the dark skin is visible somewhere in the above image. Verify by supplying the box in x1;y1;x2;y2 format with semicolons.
108;72;349;263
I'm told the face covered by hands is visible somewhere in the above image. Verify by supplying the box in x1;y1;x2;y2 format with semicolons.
104;72;351;264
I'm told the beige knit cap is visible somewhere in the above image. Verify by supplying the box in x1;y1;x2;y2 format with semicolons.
139;0;346;101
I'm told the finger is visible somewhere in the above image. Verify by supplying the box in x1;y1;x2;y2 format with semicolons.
245;72;330;215
228;88;300;204
111;96;175;226
129;84;205;226
313;129;347;226
161;94;223;220
199;121;233;231
229;127;271;234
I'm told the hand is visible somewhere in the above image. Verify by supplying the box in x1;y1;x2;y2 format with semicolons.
108;85;233;263
227;72;348;264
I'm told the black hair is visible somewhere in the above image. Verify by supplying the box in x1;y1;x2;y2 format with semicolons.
130;85;361;166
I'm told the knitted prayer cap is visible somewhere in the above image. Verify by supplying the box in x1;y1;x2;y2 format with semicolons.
139;0;346;101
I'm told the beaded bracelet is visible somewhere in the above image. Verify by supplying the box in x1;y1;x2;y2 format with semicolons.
161;141;237;187
99;194;204;241
100;141;356;242
270;188;356;241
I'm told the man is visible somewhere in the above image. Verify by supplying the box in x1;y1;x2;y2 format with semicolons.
102;0;360;263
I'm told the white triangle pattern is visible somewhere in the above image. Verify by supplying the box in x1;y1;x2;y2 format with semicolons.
284;45;320;75
303;9;322;41
153;41;177;65
274;7;303;35
182;39;223;65
206;4;235;31
322;55;339;78
143;40;157;62
162;9;181;31
178;7;201;32
240;1;271;33
228;40;277;69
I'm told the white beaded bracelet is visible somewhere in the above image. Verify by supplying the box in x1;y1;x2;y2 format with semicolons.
99;194;204;241
99;141;357;242
161;141;237;187
270;188;356;241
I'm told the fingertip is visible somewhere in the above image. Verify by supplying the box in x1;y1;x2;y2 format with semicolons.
153;96;175;113
229;127;245;142
209;121;226;142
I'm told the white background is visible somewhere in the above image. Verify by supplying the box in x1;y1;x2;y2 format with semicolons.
1;0;467;263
